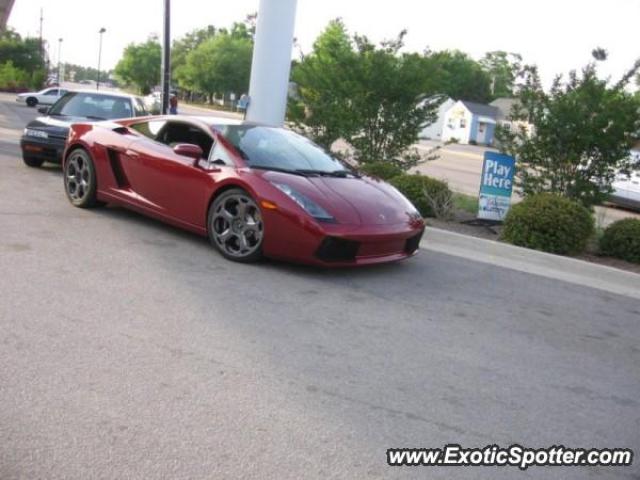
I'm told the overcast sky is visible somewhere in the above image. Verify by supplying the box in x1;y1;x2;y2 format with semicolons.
7;0;640;90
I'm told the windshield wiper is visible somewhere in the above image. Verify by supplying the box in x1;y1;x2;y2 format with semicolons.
250;165;311;177
294;169;359;178
85;115;107;121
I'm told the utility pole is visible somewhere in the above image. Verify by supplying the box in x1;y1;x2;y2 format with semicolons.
38;8;43;61
57;37;63;84
161;0;171;114
97;27;106;90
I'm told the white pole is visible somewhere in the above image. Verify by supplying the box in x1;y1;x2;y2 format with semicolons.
246;0;298;126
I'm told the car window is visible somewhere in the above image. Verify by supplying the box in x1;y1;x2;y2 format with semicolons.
221;125;348;173
208;141;235;166
48;92;135;120
44;89;58;96
133;98;148;117
130;120;167;140
157;122;214;158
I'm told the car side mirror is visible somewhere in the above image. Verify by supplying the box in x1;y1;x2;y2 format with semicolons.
37;106;49;114
173;143;203;164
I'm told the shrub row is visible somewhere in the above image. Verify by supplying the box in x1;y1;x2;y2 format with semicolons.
599;218;640;263
371;167;639;263
388;173;452;218
500;193;640;263
501;194;594;255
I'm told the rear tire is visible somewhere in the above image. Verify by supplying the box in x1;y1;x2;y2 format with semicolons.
23;155;44;168
64;148;100;208
208;188;264;263
26;97;37;107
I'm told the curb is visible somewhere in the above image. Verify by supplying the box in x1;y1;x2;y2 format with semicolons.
420;227;640;300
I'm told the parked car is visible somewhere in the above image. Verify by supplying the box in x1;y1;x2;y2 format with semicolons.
62;116;425;266
143;91;162;114
21;90;148;167
16;87;69;107
609;170;640;211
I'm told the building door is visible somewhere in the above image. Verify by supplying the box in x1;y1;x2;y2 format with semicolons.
477;122;487;144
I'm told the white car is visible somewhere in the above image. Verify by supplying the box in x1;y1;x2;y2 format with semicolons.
610;170;640;210
16;87;69;108
143;91;162;114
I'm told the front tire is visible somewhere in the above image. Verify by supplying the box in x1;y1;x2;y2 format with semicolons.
23;155;44;168
64;148;99;208
26;97;38;107
208;188;264;262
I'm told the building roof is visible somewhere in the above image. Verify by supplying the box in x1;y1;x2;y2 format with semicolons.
489;98;520;121
460;100;499;119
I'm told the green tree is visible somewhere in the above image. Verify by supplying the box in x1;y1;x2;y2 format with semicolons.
65;63;112;83
289;19;358;149
496;58;640;208
348;33;440;166
290;19;440;168
180;32;252;102
480;50;522;98
0;61;29;89
0;29;45;89
172;25;217;81
114;37;161;94
428;50;492;102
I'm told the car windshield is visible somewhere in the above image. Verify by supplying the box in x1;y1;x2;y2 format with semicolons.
220;125;349;175
48;92;134;120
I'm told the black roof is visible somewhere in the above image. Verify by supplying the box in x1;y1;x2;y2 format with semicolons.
460;100;499;118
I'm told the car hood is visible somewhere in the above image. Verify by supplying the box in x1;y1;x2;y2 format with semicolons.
261;171;418;225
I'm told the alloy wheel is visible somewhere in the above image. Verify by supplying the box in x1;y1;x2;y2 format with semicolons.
211;193;263;258
65;151;92;202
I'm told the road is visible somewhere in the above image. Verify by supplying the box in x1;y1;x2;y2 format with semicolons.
1;93;639;479
415;140;640;226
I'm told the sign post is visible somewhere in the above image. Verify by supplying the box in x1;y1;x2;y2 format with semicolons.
477;152;515;222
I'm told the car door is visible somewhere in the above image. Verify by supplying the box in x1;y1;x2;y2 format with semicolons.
124;120;214;227
40;88;59;104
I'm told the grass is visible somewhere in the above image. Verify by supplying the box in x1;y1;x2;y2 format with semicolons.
452;193;478;215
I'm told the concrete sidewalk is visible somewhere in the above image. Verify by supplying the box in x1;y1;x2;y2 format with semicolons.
421;227;640;300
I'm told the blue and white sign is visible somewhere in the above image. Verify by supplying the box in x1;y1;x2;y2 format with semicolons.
478;152;515;221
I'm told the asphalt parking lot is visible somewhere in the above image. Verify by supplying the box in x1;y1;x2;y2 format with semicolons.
0;93;639;479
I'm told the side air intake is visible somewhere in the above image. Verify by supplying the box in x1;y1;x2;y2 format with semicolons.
106;148;130;189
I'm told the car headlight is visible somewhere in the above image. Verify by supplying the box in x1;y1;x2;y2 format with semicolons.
272;182;335;222
24;128;48;139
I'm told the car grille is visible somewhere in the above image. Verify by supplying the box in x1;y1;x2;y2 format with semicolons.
404;229;425;254
315;237;359;262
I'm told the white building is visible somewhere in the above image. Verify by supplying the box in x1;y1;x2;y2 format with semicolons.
419;97;456;140
441;100;499;145
490;97;534;137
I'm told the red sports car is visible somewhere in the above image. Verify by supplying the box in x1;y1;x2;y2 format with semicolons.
63;116;425;266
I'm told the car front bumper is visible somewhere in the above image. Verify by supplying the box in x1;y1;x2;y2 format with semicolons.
262;211;426;267
20;136;66;163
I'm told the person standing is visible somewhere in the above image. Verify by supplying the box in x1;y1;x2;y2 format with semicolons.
169;90;178;115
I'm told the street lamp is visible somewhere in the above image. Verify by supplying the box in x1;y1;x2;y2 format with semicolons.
57;37;63;84
97;27;106;90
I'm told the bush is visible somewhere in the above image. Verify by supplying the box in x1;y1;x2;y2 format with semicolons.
389;174;452;218
501;193;594;255
359;162;403;181
599;218;640;263
0;61;29;90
